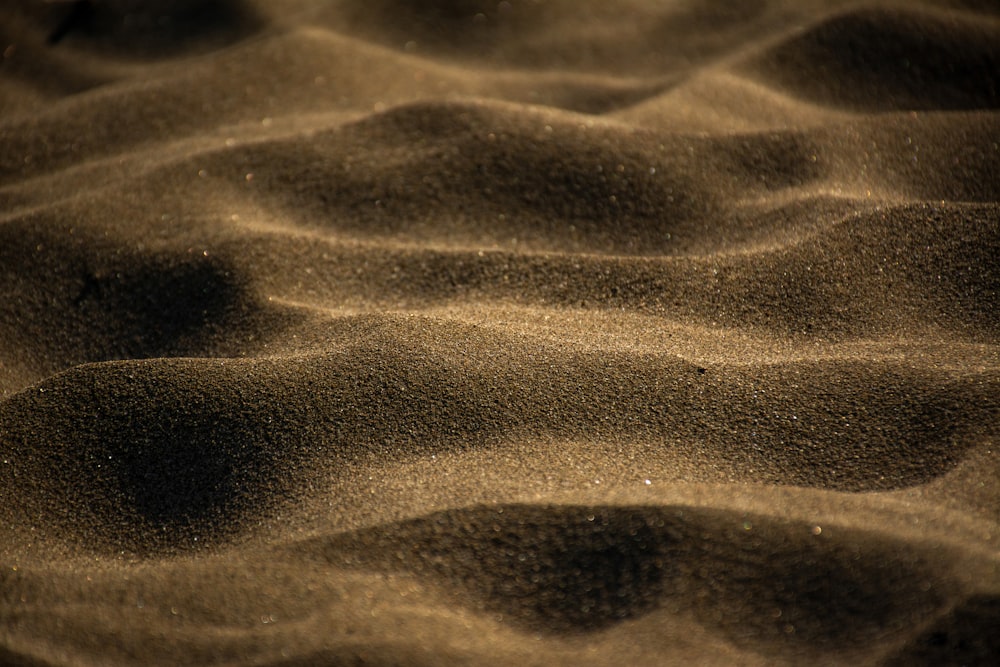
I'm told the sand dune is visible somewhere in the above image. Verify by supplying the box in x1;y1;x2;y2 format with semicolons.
1;1;998;665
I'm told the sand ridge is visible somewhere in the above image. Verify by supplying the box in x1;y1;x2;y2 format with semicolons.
1;1;998;665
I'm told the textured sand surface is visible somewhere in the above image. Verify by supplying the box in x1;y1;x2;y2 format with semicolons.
1;1;998;665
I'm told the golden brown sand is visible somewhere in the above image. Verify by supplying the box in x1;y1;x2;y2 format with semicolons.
1;1;998;664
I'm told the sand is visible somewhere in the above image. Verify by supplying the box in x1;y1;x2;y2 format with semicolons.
0;1;998;665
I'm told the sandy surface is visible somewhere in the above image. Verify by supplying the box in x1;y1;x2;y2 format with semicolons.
1;1;998;665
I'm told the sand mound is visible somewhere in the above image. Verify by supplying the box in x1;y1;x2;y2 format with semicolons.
746;7;1000;111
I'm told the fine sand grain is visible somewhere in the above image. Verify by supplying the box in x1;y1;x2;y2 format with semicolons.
1;1;998;665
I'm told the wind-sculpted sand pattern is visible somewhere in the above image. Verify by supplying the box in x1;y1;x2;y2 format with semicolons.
1;1;998;665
